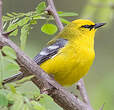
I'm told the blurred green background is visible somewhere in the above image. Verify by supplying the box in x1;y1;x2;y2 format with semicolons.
3;0;114;110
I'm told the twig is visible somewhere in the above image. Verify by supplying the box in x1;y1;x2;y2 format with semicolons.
77;79;93;110
77;79;91;105
46;0;63;31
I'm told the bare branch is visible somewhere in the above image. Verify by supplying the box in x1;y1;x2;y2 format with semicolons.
46;0;63;31
77;79;90;104
77;79;93;109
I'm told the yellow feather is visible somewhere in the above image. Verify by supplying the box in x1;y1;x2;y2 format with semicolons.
40;19;104;86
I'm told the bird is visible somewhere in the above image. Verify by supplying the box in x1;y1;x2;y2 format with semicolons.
3;19;106;86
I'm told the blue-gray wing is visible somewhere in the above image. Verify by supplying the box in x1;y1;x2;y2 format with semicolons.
33;38;68;65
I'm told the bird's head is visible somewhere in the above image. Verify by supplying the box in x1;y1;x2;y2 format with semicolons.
70;19;106;38
56;19;106;41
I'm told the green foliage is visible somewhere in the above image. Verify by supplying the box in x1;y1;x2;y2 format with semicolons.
0;84;63;110
2;1;78;50
0;91;8;107
60;18;70;24
20;24;30;50
36;2;46;14
0;46;20;83
41;24;57;35
0;51;4;83
2;46;16;59
16;75;35;84
58;11;78;17
39;94;63;110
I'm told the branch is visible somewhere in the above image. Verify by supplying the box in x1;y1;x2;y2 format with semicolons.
46;0;63;31
77;79;90;104
77;79;93;110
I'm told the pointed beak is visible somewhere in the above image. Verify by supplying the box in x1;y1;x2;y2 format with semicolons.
94;23;106;29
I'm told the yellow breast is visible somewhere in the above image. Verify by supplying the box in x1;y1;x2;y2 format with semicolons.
40;36;95;86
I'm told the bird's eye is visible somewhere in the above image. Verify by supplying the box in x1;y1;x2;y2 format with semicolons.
81;25;94;30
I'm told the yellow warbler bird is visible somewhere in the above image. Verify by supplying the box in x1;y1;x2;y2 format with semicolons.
4;19;105;86
34;19;105;86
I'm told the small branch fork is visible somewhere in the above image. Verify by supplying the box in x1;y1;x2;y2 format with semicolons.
0;0;94;110
77;79;93;110
77;79;90;104
46;0;63;31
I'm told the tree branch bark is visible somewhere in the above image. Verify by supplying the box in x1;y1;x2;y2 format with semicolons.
46;0;63;31
77;79;93;110
77;79;90;104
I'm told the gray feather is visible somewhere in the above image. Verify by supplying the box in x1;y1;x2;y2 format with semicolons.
34;38;68;65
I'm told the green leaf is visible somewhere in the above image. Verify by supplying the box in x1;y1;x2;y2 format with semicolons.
20;24;30;50
36;2;46;14
58;12;78;17
17;17;30;26
57;11;64;14
39;94;63;110
0;51;4;83
16;75;35;84
7;92;16;102
60;18;70;24
33;15;46;20
7;23;18;33
41;24;57;35
0;56;20;76
22;104;30;110
0;91;8;107
31;100;46;110
4;63;20;74
4;56;18;65
8;84;16;93
30;19;37;25
2;16;11;22
9;29;18;36
11;95;24;110
12;12;18;16
6;13;14;17
4;64;19;75
2;46;17;59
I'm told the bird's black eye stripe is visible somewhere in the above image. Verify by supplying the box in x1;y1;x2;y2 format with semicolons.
81;25;95;30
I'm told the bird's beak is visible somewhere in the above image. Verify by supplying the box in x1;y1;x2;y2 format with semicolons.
94;23;106;29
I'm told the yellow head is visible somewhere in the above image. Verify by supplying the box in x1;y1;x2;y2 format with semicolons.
58;19;106;40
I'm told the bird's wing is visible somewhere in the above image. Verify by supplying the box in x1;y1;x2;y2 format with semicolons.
33;38;68;65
